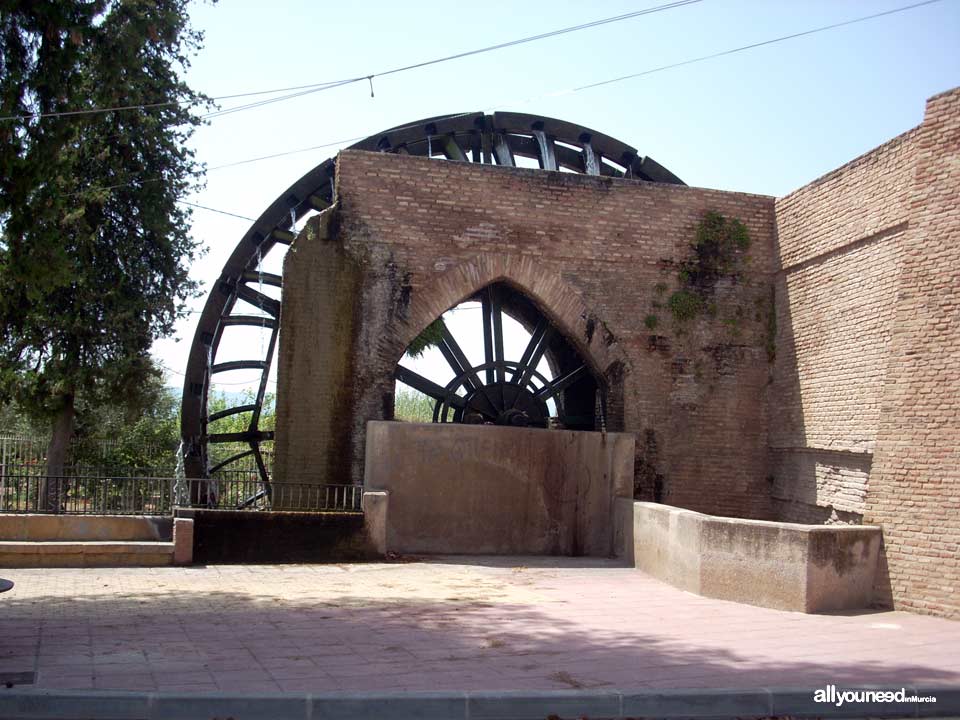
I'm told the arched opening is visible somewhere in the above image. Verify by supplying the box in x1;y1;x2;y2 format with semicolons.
393;281;601;431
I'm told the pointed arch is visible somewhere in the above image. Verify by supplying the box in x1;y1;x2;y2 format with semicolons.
386;253;628;381
386;255;629;431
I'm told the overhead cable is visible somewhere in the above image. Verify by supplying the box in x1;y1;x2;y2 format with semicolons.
0;0;702;123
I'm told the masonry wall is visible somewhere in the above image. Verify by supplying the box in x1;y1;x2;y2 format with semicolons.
276;151;778;519
772;88;960;618
867;90;960;618
771;130;917;524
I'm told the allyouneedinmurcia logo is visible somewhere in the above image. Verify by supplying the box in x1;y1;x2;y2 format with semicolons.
813;685;937;707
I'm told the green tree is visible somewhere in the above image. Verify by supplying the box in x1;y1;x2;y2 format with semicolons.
70;372;181;471
0;0;210;497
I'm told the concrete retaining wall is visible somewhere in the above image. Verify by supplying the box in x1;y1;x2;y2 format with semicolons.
0;514;171;541
364;421;634;556
0;514;191;568
615;500;881;612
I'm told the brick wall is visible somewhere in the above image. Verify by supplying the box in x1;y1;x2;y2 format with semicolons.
277;151;778;519
772;88;960;618
867;89;960;618
771;131;916;524
274;87;959;617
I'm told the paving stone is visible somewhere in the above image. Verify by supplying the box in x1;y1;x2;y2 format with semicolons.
0;558;957;697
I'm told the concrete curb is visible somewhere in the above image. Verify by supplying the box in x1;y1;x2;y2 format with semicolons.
0;686;957;719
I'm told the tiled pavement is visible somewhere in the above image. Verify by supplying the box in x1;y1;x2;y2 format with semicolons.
1;557;957;694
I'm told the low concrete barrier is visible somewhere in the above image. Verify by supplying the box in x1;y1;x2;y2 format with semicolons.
0;514;190;568
615;500;882;613
0;514;170;541
364;421;634;556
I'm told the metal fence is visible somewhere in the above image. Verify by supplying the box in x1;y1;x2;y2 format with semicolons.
0;470;362;515
186;478;363;513
0;474;173;515
0;433;168;471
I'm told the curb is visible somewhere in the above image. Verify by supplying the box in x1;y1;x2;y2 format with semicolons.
0;686;956;719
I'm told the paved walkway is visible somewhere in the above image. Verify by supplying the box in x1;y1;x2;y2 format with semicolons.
1;557;957;694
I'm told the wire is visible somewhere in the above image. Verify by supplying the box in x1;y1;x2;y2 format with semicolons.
0;0;702;123
573;0;945;93
371;1;703;81
212;0;950;171
45;0;948;203
178;200;255;221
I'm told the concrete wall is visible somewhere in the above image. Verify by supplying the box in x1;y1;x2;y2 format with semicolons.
0;514;189;568
0;514;171;541
364;421;634;556
616;501;881;613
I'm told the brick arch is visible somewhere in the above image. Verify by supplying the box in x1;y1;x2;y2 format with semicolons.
383;253;629;385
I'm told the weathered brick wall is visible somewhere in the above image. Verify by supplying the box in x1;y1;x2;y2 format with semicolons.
772;88;960;618
867;89;960;618
771;131;916;524
277;151;778;519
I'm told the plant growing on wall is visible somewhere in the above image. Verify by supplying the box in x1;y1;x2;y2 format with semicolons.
669;210;750;324
643;210;775;347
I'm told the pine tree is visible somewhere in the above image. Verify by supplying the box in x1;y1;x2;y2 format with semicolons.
0;0;210;505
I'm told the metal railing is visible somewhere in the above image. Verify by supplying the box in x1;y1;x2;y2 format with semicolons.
0;474;173;515
0;470;362;515
187;478;363;513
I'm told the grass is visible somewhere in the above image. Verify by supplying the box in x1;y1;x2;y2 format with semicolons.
394;385;435;423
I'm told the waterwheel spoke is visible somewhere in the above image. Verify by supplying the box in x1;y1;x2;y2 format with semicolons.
250;442;272;494
490;286;506;385
532;129;558;171
534;365;587;402
395;366;467;409
492;133;515;167
511;318;552;389
481;292;495;385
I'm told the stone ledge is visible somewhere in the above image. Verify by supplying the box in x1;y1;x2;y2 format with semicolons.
0;514;171;542
0;540;174;567
615;500;882;612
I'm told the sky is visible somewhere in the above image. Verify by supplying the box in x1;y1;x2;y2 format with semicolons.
151;0;960;401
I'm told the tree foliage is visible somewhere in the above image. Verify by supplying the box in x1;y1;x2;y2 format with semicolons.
0;0;210;475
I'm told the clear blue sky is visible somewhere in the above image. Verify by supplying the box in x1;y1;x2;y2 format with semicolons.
153;0;960;391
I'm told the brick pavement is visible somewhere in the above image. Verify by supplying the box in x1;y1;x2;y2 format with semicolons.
1;557;957;694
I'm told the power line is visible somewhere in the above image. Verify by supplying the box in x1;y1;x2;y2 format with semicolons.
572;0;945;93
178;200;255;221
203;0;948;174
39;0;947;203
0;0;702;123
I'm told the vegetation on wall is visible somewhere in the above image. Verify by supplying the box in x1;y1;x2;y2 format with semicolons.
405;318;448;359
645;210;775;360
669;210;750;325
